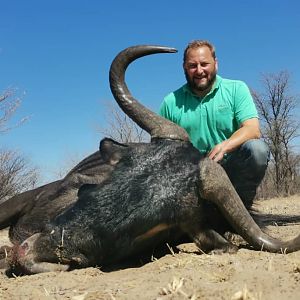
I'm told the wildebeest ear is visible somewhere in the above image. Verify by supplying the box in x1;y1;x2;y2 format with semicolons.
99;138;128;165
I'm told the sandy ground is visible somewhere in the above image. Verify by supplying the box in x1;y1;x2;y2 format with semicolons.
0;196;299;300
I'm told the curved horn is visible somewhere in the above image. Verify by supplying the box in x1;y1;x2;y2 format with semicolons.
199;158;300;253
109;45;190;141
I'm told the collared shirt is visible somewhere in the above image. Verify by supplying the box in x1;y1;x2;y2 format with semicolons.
159;75;258;154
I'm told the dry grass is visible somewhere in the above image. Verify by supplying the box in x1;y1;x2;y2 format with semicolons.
231;285;262;300
157;277;196;300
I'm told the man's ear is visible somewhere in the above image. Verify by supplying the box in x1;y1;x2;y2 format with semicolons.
215;58;218;72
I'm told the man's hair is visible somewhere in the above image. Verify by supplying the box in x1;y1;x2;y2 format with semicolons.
183;40;216;63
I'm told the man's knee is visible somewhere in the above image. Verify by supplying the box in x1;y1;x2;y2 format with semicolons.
224;140;270;208
240;139;270;171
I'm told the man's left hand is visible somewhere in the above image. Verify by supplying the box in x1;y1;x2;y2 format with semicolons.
208;141;228;162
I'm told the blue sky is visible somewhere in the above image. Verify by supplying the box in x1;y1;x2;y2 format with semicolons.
1;0;300;183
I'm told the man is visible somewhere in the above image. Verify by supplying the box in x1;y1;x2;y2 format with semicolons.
159;40;269;208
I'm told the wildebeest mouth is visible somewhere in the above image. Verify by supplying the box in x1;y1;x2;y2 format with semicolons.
109;45;190;142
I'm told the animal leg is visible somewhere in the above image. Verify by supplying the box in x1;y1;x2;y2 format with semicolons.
191;228;238;254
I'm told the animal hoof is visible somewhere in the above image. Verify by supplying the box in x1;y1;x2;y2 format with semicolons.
209;244;238;255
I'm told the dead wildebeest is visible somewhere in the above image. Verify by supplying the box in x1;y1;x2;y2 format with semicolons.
2;45;300;275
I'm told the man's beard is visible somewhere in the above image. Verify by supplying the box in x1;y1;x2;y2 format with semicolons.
185;70;217;93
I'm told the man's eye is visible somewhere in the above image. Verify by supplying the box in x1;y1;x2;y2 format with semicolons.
188;64;197;69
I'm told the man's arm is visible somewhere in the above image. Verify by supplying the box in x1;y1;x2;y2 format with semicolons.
208;118;261;162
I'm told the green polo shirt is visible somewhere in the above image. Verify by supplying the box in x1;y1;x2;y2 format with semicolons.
159;75;258;154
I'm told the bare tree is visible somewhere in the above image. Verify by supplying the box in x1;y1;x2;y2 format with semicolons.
98;101;150;143
0;149;39;202
252;71;300;196
50;151;89;180
0;88;39;201
0;87;29;133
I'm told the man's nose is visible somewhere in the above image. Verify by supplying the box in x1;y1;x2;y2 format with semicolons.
195;64;204;73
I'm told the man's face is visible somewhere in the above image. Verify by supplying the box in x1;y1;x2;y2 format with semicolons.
183;46;218;96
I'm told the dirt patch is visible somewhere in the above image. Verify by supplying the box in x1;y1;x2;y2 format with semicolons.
0;196;299;300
